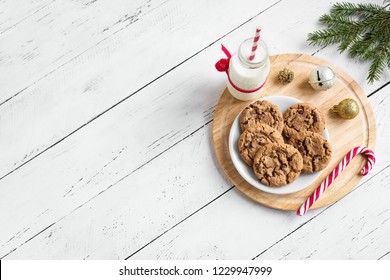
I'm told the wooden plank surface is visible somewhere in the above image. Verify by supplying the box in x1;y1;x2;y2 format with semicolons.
0;0;389;260
0;0;54;34
0;0;279;180
0;47;224;257
255;167;390;259
129;87;390;260
0;0;165;103
213;54;376;210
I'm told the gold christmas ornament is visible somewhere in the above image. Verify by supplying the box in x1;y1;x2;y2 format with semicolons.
278;68;294;83
330;98;360;119
309;66;336;90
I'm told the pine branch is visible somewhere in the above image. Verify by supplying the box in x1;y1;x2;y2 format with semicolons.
368;54;387;84
308;28;354;47
307;1;390;84
349;32;375;59
319;13;355;27
339;33;360;53
331;2;383;18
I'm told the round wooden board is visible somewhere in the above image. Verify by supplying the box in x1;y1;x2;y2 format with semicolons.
212;53;376;211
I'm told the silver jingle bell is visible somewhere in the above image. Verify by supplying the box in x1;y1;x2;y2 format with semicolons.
309;66;336;91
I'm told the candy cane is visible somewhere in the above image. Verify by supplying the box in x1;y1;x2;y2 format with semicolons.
297;146;376;216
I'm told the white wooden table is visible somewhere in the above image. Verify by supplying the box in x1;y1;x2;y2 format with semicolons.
1;0;389;260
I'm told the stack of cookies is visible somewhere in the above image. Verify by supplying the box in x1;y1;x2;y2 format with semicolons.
238;100;332;187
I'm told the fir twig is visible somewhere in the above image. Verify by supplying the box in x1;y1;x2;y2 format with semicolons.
307;1;390;84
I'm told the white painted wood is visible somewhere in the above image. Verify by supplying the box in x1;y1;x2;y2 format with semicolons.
0;0;54;34
380;252;390;260
130;189;320;260
0;45;223;257
0;0;324;256
2;82;389;260
3;122;233;259
1;0;387;183
130;168;390;260
0;0;279;179
0;0;164;102
254;167;390;259
252;86;390;260
116;89;390;260
0;0;388;260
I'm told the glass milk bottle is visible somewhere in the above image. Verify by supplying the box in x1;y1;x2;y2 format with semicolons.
227;38;270;101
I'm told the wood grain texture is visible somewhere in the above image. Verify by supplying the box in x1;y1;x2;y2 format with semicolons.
213;54;376;210
0;47;223;258
123;80;390;260
132;168;390;260
3;122;232;259
4;85;388;260
1;0;386;184
380;252;390;260
0;0;279;181
256;169;390;259
0;0;388;260
0;0;163;103
0;0;54;34
131;187;318;260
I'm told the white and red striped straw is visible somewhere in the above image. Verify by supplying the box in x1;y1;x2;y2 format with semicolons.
249;27;261;61
297;146;376;216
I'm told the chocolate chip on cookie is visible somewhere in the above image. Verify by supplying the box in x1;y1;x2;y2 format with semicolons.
283;103;325;138
287;131;332;173
238;123;284;166
252;143;303;187
240;100;284;133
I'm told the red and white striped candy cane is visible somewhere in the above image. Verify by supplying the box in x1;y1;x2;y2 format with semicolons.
249;27;261;61
297;146;376;216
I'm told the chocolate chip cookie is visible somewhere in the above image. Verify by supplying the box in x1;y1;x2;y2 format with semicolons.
240;100;284;133
252;143;303;187
287;131;332;173
238;123;284;166
283;103;325;138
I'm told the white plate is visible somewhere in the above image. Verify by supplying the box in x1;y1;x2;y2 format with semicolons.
228;96;330;194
